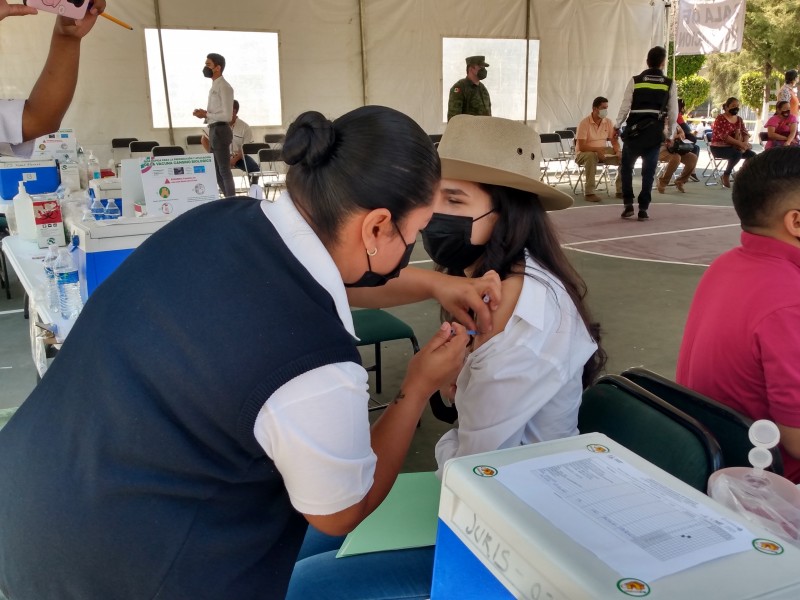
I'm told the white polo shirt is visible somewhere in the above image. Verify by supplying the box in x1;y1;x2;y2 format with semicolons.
0;99;34;158
253;193;376;516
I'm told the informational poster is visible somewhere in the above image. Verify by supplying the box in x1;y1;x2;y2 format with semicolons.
31;129;78;162
675;0;746;56
140;153;218;218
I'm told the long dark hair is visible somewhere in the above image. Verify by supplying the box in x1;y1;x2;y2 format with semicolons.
283;106;440;245
444;184;606;387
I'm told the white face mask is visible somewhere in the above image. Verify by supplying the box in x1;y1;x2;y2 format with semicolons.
598;109;608;118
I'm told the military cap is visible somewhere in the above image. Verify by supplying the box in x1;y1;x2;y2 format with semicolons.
465;56;489;67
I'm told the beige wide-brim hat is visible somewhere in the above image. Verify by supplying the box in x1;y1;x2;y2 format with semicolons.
438;115;573;211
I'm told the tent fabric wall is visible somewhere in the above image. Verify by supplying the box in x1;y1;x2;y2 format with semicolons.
0;0;663;164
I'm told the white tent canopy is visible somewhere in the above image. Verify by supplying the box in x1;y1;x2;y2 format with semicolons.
0;0;664;164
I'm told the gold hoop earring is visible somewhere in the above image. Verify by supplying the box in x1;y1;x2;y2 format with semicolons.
367;247;378;257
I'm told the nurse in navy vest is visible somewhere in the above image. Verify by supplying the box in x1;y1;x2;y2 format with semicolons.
0;106;491;600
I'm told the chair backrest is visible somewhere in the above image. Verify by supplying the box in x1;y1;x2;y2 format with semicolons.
758;131;769;143
129;140;160;158
554;129;576;154
429;133;443;144
565;126;578;134
264;133;284;146
151;145;185;157
111;137;138;162
185;134;206;154
539;133;565;160
621;368;784;475
258;148;283;165
579;375;723;491
242;142;270;158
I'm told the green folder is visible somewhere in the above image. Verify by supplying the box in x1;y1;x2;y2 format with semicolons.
336;471;442;558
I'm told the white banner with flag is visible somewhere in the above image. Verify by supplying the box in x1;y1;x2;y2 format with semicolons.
675;0;746;56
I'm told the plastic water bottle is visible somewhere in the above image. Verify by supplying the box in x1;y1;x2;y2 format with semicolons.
54;248;83;320
89;191;105;221
103;199;120;220
87;151;101;181
77;148;89;190
42;243;59;310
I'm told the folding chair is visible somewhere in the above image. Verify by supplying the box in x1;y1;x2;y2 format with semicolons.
702;144;726;186
539;133;568;185
555;130;578;187
186;134;205;154
351;309;419;410
111;137;138;164
257;148;286;201
129;140;160;158
621;367;784;476
237;142;270;190
151;145;185;157
565;126;578;134
579;375;723;492
572;151;616;196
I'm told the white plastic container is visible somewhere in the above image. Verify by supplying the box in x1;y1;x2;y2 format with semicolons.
13;181;37;242
432;433;800;599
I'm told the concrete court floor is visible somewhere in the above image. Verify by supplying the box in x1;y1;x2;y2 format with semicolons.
0;154;741;473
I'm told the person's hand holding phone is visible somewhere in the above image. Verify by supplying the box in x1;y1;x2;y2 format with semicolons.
53;0;106;39
0;0;38;21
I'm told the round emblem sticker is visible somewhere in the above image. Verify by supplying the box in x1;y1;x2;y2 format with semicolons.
587;444;610;454
617;578;650;597
753;539;784;555
472;465;498;478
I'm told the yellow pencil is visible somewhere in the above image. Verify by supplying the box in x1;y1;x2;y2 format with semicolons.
100;12;133;30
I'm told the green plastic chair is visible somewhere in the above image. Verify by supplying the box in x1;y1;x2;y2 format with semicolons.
351;309;419;408
621;367;784;476
579;375;723;492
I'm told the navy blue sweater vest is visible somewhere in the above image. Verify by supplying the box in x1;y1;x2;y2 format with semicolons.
0;199;361;599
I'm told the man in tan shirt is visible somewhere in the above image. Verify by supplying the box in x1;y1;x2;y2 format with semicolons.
575;96;622;202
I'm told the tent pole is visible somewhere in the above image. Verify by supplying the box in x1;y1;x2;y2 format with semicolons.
672;1;678;81
154;0;175;145
358;0;367;106
524;0;531;124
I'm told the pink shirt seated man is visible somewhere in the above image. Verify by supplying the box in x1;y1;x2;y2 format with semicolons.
677;146;800;483
575;96;622;202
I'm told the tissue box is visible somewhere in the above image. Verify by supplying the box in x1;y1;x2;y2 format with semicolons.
0;159;59;200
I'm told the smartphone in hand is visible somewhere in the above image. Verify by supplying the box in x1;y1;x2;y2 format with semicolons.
23;0;90;19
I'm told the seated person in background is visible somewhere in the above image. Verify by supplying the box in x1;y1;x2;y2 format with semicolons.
657;126;698;193
710;97;756;188
286;115;605;600
575;96;622;202
201;99;259;185
764;100;798;149
677;147;800;484
676;98;700;181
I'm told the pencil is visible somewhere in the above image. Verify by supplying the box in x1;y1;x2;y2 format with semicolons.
100;12;133;30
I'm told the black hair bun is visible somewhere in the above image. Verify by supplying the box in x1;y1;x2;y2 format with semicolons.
282;111;336;167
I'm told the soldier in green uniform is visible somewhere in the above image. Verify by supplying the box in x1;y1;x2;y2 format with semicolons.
447;55;491;121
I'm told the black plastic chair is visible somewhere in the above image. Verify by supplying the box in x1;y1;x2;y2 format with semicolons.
621;367;784;476
258;148;286;200
263;133;284;147
151;145;186;157
579;375;723;492
129;141;160;157
429;133;442;147
111;137;138;163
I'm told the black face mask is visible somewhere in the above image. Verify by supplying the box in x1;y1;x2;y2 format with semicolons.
203;66;214;78
477;67;488;80
729;108;740;116
422;210;495;272
344;224;415;288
